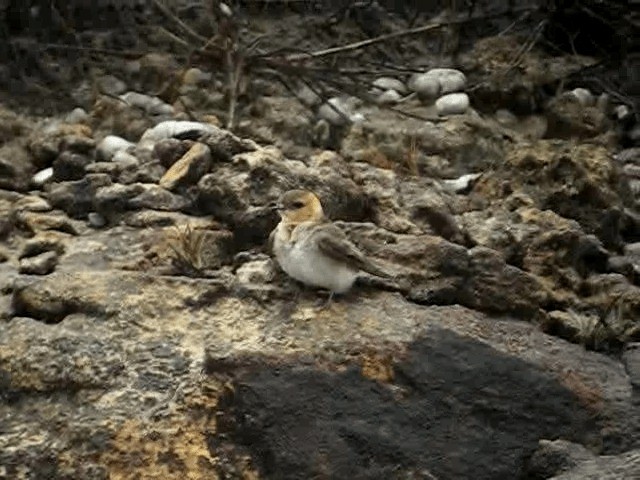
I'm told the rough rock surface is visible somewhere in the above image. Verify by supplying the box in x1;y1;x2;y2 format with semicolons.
1;4;639;480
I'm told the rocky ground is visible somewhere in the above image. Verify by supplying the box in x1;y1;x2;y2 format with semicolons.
1;1;640;479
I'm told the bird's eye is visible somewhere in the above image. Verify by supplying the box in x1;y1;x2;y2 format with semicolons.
291;201;304;209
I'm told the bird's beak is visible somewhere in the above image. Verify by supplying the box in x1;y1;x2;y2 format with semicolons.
268;202;283;211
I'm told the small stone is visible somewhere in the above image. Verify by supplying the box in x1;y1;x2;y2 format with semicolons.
97;75;128;96
371;77;407;95
596;93;610;113
495;109;517;126
93;183;145;215
159;143;212;191
137;120;218;153
13;195;52;212
19;251;58;275
15;211;80;235
19;233;66;259
128;184;189;211
443;173;482;193
567;87;594;107
297;84;322;107
88;212;107;228
622;343;640;388
607;256;636;278
376;89;402;105
64;107;89;124
236;259;276;284
182;67;211;86
96;135;135;161
318;97;360;126
47;174;112;218
120;91;174;116
32;168;53;186
153;138;193;168
410;68;466;98
435;93;470;116
53;152;92;181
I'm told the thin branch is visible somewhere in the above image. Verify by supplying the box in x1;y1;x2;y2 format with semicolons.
151;0;207;45
280;6;537;62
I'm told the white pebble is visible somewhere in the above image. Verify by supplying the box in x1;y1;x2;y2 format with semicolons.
318;97;358;126
567;88;594;107
112;150;139;167
443;173;482;193
376;89;402;105
120;91;174;116
97;135;135;161
64;107;89;124
32;168;53;186
410;68;467;98
297;84;322;107
435;93;470;116
371;77;407;95
88;212;107;228
137;121;218;153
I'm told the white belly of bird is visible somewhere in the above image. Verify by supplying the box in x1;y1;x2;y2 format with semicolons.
278;241;358;294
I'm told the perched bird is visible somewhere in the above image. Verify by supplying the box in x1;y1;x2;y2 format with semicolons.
269;189;392;303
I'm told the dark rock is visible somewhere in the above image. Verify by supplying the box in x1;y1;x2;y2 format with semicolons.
118;160;165;184
466;246;549;317
623;343;640;389
18;251;58;275
128;185;190;211
0;145;35;192
214;330;598;480
93;183;145;216
52;151;93;181
14;211;80;236
19;233;66;258
47;174;112;218
153;138;193;168
550;449;640;479
525;439;595;479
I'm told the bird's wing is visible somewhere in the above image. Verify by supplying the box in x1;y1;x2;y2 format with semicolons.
313;224;392;278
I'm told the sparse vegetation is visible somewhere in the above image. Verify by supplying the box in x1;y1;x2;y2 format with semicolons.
167;223;207;275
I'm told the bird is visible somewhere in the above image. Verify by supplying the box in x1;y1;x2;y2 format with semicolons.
269;189;392;304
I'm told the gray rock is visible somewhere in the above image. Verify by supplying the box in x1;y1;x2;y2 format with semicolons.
87;212;107;229
526;439;595;478
128;184;190;211
64;107;89;124
47;174;112;218
410;68;467;99
371;77;407;95
19;251;58;275
153;138;193;168
436;92;470;115
97;74;127;96
93;183;145;216
96;135;135;161
376;89;402;105
235;258;276;285
551;449;640;479
13;195;52;213
119;91;173;116
52;152;93;181
318;97;360;126
623;343;640;389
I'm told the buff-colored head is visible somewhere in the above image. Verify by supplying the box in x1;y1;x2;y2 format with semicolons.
275;189;325;225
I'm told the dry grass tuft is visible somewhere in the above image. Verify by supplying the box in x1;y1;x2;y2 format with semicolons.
167;224;207;275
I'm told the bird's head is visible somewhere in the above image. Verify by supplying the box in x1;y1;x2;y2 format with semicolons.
273;189;325;225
